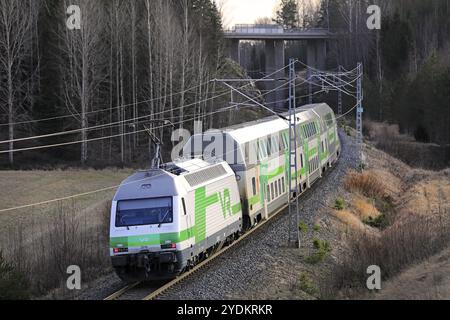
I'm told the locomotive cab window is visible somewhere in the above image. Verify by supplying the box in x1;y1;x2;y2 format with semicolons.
116;197;173;227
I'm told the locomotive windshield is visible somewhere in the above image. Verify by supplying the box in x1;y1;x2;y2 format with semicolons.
116;197;173;227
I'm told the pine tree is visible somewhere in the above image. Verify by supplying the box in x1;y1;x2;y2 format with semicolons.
273;0;299;29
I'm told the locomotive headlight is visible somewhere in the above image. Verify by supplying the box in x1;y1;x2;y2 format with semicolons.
236;175;241;181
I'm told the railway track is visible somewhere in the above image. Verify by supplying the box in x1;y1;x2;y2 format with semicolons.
104;133;346;301
104;200;291;300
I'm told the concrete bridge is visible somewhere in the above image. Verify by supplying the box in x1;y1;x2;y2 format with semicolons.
224;25;333;110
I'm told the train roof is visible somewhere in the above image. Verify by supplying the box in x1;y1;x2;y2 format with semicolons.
223;103;332;145
113;158;232;201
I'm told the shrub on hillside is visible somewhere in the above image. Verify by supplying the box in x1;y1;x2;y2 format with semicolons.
344;171;386;200
328;214;450;297
0;251;30;300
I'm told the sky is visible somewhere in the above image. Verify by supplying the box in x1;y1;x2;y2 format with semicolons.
215;0;279;28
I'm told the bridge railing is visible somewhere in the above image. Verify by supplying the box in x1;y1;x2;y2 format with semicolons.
224;24;330;35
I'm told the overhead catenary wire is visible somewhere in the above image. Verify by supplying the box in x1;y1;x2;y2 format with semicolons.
0;79;216;127
0;62;294;128
0;134;248;214
0;67;305;146
0;76;294;154
0;95;350;214
0;71;295;145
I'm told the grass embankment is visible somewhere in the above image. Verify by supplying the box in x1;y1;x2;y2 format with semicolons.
327;144;450;299
0;169;133;299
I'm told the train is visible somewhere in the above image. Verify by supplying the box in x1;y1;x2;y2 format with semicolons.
109;103;341;281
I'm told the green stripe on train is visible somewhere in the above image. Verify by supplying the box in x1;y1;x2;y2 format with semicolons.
110;203;241;248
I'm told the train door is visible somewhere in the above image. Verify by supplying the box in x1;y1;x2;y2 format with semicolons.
182;196;194;256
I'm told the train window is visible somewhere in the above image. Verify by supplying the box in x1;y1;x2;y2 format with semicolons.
282;177;285;193
271;136;280;154
182;198;187;216
267;138;272;156
261;140;268;158
271;183;275;201
275;182;278;198
300;153;304;168
278;179;282;195
116;197;173;227
252;177;257;196
281;132;288;150
267;184;271;201
279;135;284;152
258;140;266;159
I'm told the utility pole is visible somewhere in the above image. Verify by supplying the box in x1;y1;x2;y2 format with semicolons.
287;58;300;249
337;65;343;115
356;62;364;168
308;67;313;105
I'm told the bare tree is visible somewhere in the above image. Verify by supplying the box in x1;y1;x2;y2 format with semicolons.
0;0;35;165
59;0;106;165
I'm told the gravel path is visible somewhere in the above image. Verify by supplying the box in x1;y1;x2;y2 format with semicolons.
158;130;359;300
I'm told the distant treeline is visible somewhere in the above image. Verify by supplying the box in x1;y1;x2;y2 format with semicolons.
245;0;450;151
0;0;235;168
316;0;450;148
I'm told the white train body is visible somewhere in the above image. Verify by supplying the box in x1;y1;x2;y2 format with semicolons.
110;159;242;280
110;103;340;281
184;103;340;228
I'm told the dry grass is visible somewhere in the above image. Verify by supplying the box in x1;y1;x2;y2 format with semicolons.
395;178;450;224
370;247;450;300
0;169;132;298
364;121;448;170
332;210;369;233
331;213;450;297
344;170;388;200
352;197;381;221
327;159;450;299
2;201;112;297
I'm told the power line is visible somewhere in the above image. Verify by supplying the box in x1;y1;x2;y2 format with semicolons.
1;63;293;127
0;79;217;127
0;74;292;154
0;64;295;145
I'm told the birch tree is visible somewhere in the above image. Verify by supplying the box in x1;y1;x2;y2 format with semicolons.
60;0;106;164
0;0;34;165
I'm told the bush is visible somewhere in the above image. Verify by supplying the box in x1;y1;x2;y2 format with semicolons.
344;171;386;200
1;200;112;297
0;251;30;300
331;214;450;295
363;213;388;229
334;198;346;210
306;239;332;264
298;221;309;233
298;273;317;296
313;224;321;232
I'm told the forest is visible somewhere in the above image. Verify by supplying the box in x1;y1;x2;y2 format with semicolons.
320;0;450;149
245;0;450;165
0;0;246;168
0;0;449;168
